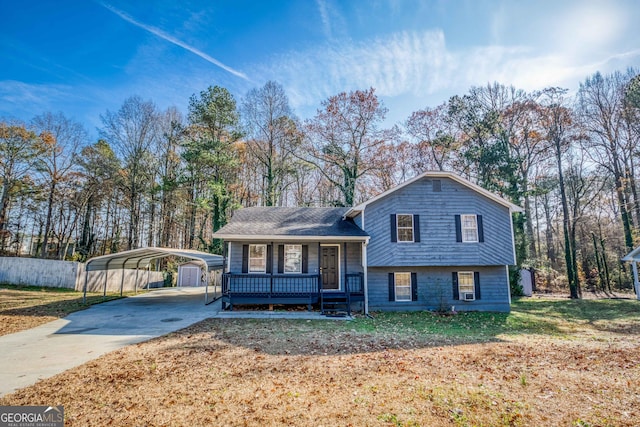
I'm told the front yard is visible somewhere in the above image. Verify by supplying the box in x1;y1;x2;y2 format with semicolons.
1;296;639;426
0;285;125;336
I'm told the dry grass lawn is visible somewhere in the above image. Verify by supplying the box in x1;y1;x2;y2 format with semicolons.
0;285;124;336
1;297;639;426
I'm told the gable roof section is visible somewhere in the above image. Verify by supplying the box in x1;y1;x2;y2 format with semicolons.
213;207;369;241
622;246;640;262
345;171;524;217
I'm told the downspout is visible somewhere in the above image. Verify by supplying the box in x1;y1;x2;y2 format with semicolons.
362;240;369;315
361;209;369;315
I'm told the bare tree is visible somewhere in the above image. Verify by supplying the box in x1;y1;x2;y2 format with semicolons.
302;87;393;206
241;81;301;206
31;112;86;258
0;120;45;252
577;70;637;251
405;103;459;172
100;96;158;250
539;87;581;298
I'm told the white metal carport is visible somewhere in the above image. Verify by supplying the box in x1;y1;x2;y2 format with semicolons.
622;246;640;300
83;247;224;304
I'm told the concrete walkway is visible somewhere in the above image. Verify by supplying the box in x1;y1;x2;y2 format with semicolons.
0;288;352;397
0;287;218;397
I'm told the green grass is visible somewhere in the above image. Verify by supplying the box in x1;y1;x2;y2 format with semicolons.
348;297;640;341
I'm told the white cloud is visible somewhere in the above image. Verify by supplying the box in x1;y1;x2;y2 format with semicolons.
0;81;71;116
98;2;251;81
253;27;640;115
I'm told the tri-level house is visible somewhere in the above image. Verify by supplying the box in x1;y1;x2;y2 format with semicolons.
213;171;522;314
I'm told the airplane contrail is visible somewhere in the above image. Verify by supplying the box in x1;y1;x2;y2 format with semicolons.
99;2;250;81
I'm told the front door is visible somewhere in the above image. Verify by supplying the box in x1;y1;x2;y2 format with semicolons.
321;246;339;291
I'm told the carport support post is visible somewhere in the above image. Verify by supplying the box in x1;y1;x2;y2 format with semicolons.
146;265;151;289
120;267;125;297
204;266;209;304
103;271;108;297
83;268;89;304
134;267;140;294
633;261;640;301
104;258;113;298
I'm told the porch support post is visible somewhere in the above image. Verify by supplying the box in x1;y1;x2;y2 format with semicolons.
270;242;274;296
318;242;322;292
343;242;348;289
633;261;640;301
362;241;369;315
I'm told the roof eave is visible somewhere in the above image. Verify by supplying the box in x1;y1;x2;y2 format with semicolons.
213;234;370;242
346;171;524;213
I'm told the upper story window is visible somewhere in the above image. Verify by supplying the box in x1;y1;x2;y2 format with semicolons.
284;244;302;273
461;214;478;243
249;244;266;273
397;214;414;242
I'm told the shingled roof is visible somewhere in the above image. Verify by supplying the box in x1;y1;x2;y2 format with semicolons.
213;207;369;241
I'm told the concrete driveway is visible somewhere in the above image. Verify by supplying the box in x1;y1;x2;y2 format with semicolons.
0;287;219;397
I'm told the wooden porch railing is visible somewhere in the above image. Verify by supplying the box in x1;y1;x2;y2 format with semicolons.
221;272;364;311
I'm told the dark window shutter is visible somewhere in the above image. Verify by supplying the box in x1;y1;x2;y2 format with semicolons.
266;244;273;273
411;272;418;301
302;245;309;273
413;215;421;242
477;215;484;242
452;272;459;300
241;245;249;273
390;214;397;242
277;244;284;273
388;273;395;301
474;272;481;300
455;215;462;242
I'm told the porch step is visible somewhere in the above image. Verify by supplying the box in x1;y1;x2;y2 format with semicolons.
321;293;351;316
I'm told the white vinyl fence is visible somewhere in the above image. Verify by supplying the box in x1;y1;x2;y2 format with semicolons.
0;257;164;292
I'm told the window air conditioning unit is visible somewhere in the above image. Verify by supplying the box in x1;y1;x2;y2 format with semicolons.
461;292;475;301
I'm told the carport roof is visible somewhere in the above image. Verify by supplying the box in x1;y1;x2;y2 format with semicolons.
85;247;224;272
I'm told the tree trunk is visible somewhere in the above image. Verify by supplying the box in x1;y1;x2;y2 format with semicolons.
39;181;57;258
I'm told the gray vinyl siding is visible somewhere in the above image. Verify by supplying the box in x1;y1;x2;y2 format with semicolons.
366;177;515;267
367;266;510;312
227;241;363;283
352;213;363;229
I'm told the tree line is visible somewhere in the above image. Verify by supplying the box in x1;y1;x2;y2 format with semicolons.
1;69;639;296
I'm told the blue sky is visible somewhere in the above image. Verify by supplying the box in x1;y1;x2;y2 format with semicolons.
2;0;639;138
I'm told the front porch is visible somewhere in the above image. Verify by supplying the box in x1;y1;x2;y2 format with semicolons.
221;272;364;314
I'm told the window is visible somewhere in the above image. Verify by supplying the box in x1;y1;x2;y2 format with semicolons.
461;214;478;242
397;214;414;242
433;179;442;192
458;271;475;300
248;244;266;273
284;244;302;273
395;272;412;301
